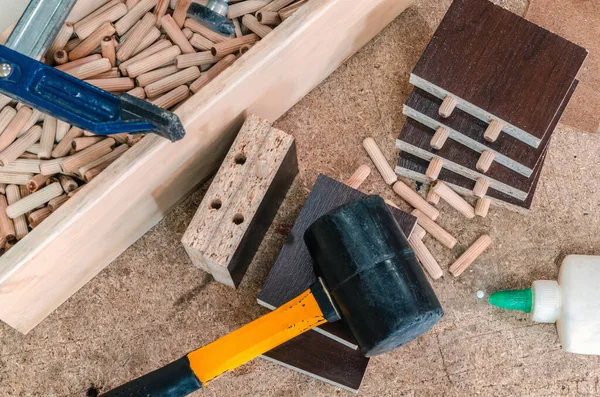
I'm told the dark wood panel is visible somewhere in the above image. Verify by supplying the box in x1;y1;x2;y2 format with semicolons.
412;0;586;141
396;151;546;210
262;330;369;393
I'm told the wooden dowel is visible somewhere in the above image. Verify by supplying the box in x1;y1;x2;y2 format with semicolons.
0;106;33;153
61;138;115;173
0;159;41;174
184;18;230;43
411;209;457;249
136;65;179;87
154;0;170;27
18;109;43;138
117;13;157;62
74;3;128;39
115;0;158;36
228;0;268;19
257;11;282;25
175;52;223;68
46;23;74;63
345;165;371;189
432;181;475;219
189;33;214;51
55;120;70;143
476;150;495;173
473;177;489;198
475;197;491;217
58;175;78;193
384;199;399;209
150;85;190;109
425;157;443;181
28;207;52;228
173;0;192;28
430;126;449;150
182;28;194;40
0;195;16;241
439;95;457;118
362;137;397;185
64;37;82;53
484;120;503;143
52;127;84;158
413;224;426;240
241;14;272;38
239;43;253;56
260;0;296;12
28;174;52;193
26;144;41;155
78;144;128;178
48;194;69;212
0;173;34;185
232;18;243;38
101;36;117;66
73;0;122;29
127;134;144;146
426;189;440;205
6;185;28;239
40;158;66;176
69;22;116;61
408;233;443;280
0;107;17;136
126;0;141;8
449;235;492;277
279;0;308;20
161;15;195;54
211;33;259;57
189;54;236;93
64;58;112;80
126;45;182;77
0;126;42;167
54;50;69;65
118;38;172;76
39;116;57;160
392;181;440;221
85;78;135;92
71;136;106;151
55;53;102;71
88;67;120;79
0;95;11;110
144;66;200;98
126;87;146;99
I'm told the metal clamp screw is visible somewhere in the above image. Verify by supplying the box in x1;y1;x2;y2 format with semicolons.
0;63;12;78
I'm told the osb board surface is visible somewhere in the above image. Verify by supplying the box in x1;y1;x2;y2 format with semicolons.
526;0;600;134
412;0;586;142
3;1;600;397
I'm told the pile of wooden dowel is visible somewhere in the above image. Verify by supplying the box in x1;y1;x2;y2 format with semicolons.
360;137;492;280
0;0;308;253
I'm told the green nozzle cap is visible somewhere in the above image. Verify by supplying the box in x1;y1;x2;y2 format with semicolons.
488;288;533;312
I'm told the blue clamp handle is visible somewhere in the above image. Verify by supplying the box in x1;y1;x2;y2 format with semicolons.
0;45;185;142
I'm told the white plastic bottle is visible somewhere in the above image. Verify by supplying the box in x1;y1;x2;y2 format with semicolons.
489;254;600;355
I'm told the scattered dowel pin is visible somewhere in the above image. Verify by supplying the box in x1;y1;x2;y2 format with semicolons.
476;150;495;173
430;127;449;150
473;177;489;198
449;235;492;277
432;181;475;219
425;157;443;181
363;137;397;185
411;209;457;249
426;189;440;205
475;197;491;217
439;95;457;118
345;165;371;190
413;224;426;240
484;120;503;143
408;232;443;280
392;181;439;221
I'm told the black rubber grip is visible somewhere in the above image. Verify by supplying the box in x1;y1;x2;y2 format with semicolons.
101;356;202;397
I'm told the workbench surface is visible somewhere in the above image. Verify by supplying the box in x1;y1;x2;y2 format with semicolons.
3;1;599;396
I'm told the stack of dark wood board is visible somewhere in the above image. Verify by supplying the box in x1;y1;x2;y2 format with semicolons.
396;0;587;211
259;174;417;392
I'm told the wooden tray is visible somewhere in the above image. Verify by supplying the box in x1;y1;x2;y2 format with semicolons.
0;0;415;334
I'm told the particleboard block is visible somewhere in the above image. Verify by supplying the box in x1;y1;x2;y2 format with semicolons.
397;118;538;201
181;115;297;288
396;151;545;213
526;0;600;135
402;85;578;177
258;174;417;348
410;0;587;147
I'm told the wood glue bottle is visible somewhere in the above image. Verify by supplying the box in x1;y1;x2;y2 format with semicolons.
489;255;600;355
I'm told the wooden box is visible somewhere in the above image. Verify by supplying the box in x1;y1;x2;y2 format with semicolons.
0;0;414;334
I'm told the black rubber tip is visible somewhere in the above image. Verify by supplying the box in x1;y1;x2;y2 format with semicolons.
120;94;186;142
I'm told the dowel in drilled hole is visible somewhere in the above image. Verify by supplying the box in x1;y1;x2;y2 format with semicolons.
425;157;443;181
392;181;439;221
363;137;397;185
7;182;64;219
345;165;371;189
476;150;495;173
411;209;457;249
427;189;440;205
430;127;449;150
475;197;491;217
439;95;457;118
473;177;489;198
449;235;492;277
432;181;475;219
484;120;503;143
413;224;426;240
408;234;443;280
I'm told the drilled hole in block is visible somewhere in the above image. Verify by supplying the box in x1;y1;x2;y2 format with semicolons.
232;214;244;225
210;199;222;210
234;153;246;165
